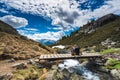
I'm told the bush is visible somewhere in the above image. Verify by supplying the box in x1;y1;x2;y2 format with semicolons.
106;58;120;69
20;35;28;40
100;48;120;54
94;45;106;52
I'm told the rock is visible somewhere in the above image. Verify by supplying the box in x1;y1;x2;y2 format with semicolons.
52;65;58;70
39;60;47;64
42;68;47;74
52;70;64;80
46;70;56;80
104;59;111;66
8;58;16;63
110;69;120;80
0;72;13;80
62;69;71;77
52;69;83;80
70;73;83;80
34;59;39;62
81;61;89;66
12;63;28;69
28;59;36;64
68;67;75;73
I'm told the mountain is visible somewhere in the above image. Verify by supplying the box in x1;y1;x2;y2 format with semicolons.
39;39;56;46
0;20;55;60
0;20;18;35
56;14;120;49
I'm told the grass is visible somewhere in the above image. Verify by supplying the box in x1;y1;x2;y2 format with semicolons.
0;31;55;60
56;16;120;49
105;58;120;69
100;48;120;54
11;65;51;80
11;65;43;80
0;20;56;60
114;64;120;69
99;48;120;69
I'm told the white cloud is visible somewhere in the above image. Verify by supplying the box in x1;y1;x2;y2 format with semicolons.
1;0;120;30
0;0;83;29
24;28;38;31
1;0;120;41
0;9;9;13
18;30;65;41
90;0;120;19
48;27;63;30
0;15;28;28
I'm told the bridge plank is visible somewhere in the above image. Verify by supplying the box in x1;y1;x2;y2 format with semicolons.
39;53;102;60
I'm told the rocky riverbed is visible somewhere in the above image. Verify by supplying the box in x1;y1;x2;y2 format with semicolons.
0;53;120;80
50;59;115;80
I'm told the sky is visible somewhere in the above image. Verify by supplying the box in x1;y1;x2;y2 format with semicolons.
0;0;120;42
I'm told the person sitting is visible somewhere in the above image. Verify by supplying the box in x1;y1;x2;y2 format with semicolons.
71;46;75;56
74;45;80;55
71;45;80;56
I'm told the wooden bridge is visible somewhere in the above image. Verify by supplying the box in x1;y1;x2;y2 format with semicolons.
38;53;102;60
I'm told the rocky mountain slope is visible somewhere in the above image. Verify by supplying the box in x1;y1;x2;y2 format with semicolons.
0;20;55;60
56;14;120;48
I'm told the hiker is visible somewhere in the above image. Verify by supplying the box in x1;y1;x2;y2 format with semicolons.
71;46;75;56
71;45;80;56
74;45;80;55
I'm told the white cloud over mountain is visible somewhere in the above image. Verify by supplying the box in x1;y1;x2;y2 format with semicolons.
1;0;120;29
0;0;120;42
0;15;28;28
18;30;65;41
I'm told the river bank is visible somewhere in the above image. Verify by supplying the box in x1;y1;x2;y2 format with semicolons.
0;51;120;80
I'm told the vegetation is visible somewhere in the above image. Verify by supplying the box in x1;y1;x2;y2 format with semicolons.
100;48;120;69
11;65;46;80
56;14;120;49
55;14;120;71
100;48;120;54
0;20;55;60
105;58;120;69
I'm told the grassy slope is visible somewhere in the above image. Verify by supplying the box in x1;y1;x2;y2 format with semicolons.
57;17;120;48
0;32;55;60
0;20;55;60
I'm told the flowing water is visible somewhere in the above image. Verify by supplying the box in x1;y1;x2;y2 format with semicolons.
58;59;112;80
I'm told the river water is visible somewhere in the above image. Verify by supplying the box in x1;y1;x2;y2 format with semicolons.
58;59;113;80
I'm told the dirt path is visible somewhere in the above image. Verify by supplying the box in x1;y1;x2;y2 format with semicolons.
0;60;26;75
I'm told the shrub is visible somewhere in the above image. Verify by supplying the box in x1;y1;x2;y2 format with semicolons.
20;35;28;40
100;48;120;54
106;58;120;69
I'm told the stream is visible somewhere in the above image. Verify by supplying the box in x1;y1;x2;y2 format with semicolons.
58;59;113;80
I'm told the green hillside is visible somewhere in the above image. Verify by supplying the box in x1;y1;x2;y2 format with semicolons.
56;14;120;48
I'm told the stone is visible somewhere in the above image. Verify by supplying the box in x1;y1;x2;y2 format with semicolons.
12;63;28;69
34;59;39;62
39;60;47;64
0;72;13;80
52;65;58;70
70;73;83;80
8;58;16;63
110;69;120;80
28;59;36;64
42;68;47;74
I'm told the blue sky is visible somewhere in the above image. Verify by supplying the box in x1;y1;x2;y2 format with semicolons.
0;0;120;42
